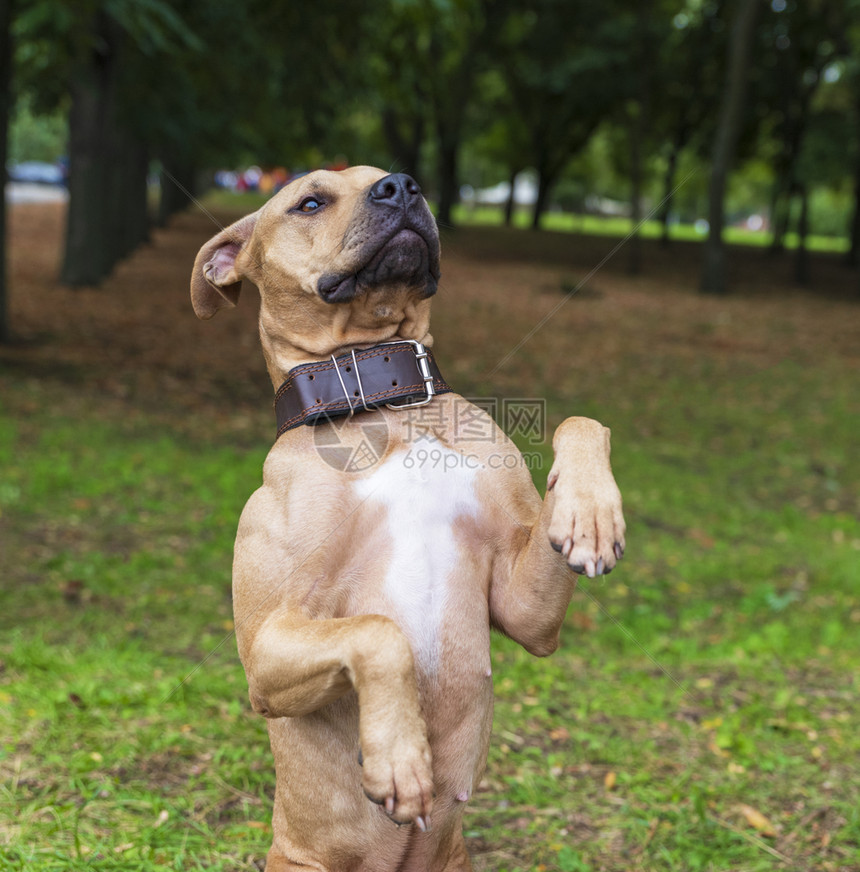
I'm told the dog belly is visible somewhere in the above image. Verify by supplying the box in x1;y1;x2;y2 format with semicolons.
267;683;491;870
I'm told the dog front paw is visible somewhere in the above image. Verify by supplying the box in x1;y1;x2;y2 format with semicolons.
547;466;626;577
361;730;434;831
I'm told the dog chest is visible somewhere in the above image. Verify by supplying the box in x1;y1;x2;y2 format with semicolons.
353;439;480;671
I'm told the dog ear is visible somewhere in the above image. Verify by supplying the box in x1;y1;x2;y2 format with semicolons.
190;212;260;320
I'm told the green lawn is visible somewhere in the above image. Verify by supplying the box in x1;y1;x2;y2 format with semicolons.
453;206;850;254
1;215;858;870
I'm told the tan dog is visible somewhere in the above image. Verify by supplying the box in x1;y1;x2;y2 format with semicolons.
190;166;625;871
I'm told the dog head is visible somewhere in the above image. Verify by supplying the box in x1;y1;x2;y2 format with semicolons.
190;166;440;386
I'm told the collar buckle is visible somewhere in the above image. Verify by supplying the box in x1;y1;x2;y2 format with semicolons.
380;340;437;410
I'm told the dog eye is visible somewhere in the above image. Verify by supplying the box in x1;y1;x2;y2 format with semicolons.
298;197;322;213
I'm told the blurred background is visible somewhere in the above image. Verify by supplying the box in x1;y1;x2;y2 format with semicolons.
3;0;860;321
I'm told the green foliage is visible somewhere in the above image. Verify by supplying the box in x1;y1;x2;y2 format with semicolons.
7;0;860;248
8;100;66;162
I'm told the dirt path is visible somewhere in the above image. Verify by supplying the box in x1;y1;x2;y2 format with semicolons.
2;201;858;423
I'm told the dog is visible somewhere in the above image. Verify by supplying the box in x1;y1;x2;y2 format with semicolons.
190;166;625;870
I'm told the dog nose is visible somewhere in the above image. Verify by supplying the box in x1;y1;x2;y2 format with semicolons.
368;173;422;207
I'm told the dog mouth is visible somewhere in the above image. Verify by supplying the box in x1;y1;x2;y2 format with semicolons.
318;229;440;304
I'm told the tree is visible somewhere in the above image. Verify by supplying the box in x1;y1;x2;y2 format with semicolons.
652;1;728;246
0;0;12;341
62;1;204;285
701;0;761;296
614;0;669;274
496;0;626;230
424;0;503;227
830;1;860;271
757;0;848;256
13;0;203;286
363;6;431;183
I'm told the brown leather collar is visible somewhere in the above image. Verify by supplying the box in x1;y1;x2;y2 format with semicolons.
274;340;452;438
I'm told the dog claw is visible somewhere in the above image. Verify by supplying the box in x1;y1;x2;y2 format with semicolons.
585;559;596;578
385;796;395;815
416;815;431;833
357;748;363;767
562;537;573;558
596;557;604;575
614;542;625;561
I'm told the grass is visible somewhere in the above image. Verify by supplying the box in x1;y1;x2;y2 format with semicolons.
1;201;858;870
451;205;851;254
0;385;271;870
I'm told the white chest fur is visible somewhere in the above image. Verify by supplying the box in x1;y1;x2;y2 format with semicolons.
354;438;479;671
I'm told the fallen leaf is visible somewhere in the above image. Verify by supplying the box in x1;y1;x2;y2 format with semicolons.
604;771;617;790
738;803;777;837
688;528;716;548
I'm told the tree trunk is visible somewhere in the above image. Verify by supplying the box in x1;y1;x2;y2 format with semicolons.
794;185;809;286
628;102;643;275
382;107;423;185
767;176;787;254
62;58;111;284
157;154;195;226
531;168;554;230
435;135;459;228
61;14;120;286
700;0;760;295
847;151;860;267
658;143;679;247
769;179;793;254
129;145;151;252
0;0;12;341
113;139;149;260
504;166;519;226
628;0;651;273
